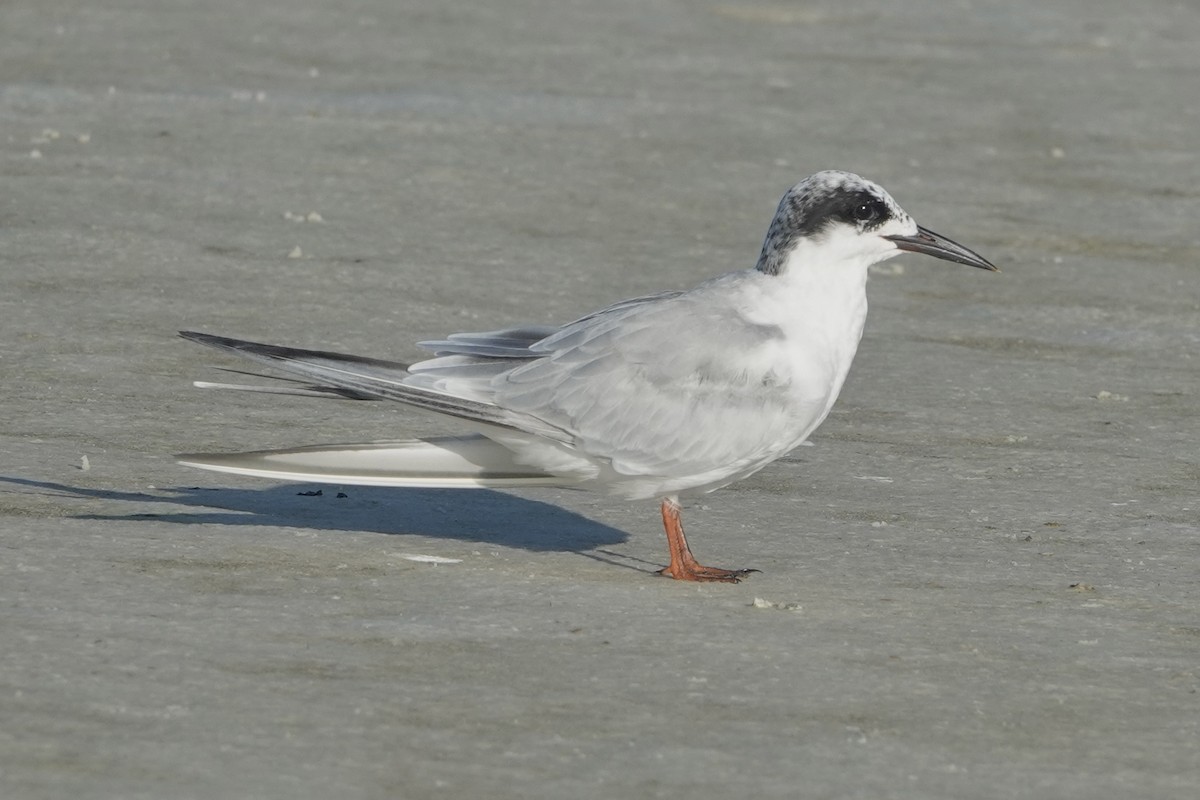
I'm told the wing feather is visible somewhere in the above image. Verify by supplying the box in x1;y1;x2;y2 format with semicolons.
180;331;573;443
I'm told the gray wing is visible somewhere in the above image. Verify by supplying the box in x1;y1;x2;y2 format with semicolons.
413;290;685;359
418;325;561;358
410;281;801;479
516;298;798;476
403;291;686;398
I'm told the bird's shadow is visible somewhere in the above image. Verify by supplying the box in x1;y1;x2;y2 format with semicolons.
0;475;629;552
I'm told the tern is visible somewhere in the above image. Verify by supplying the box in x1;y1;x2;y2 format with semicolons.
179;170;996;582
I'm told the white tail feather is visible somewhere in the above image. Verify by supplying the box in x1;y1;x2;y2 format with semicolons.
193;380;351;398
178;434;577;488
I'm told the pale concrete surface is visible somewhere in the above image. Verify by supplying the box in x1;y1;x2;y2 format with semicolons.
2;1;1198;798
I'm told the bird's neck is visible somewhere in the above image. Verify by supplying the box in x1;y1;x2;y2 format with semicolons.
747;243;873;389
760;243;873;320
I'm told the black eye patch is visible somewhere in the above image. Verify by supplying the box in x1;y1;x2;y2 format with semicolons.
786;188;893;238
771;185;896;259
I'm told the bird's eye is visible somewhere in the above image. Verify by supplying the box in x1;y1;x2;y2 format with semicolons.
852;203;877;222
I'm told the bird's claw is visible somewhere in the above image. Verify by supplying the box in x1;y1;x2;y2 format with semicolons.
657;565;760;583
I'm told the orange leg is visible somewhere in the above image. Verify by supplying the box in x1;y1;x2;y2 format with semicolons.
657;496;758;583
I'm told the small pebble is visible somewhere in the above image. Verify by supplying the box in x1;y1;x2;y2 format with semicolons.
397;554;463;564
752;597;802;612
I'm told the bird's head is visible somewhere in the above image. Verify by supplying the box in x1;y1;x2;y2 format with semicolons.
756;170;997;276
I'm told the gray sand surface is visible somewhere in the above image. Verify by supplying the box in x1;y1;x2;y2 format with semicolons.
2;1;1198;797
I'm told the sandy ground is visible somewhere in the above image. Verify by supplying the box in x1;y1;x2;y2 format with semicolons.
2;1;1198;797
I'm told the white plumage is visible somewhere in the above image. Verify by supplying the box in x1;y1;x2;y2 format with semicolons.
180;170;996;582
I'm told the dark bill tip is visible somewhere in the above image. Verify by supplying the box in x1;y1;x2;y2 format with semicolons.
885;225;998;272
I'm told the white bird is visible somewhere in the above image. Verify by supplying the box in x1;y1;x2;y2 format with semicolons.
179;170;996;582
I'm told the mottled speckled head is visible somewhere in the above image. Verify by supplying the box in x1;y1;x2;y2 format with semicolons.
755;170;996;276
